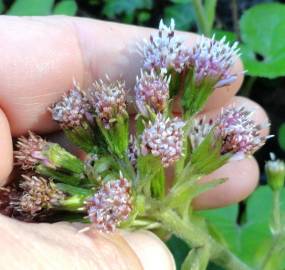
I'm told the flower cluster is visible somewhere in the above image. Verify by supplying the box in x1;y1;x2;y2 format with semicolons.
139;19;190;72
14;131;52;170
90;78;127;129
141;114;185;167
49;86;91;129
135;70;170;116
86;176;132;232
13;175;65;216
188;36;240;87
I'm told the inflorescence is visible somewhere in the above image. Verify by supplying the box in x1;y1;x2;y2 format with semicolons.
1;19;270;234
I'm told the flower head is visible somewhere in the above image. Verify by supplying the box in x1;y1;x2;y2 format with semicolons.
139;19;189;72
15;175;65;216
216;106;269;159
141;114;185;167
14;131;52;170
189;117;214;150
49;85;91;129
86;176;132;232
189;35;240;87
135;70;170;116
90;78;127;129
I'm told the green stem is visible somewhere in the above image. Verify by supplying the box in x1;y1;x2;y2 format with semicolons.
192;0;211;36
159;209;251;270
272;190;282;234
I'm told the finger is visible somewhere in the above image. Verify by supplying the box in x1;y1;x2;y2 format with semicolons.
193;157;259;209
0;214;174;270
0;109;13;186
123;230;175;270
193;96;269;209
0;16;243;136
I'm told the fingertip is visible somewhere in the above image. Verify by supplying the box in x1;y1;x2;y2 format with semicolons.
193;157;259;209
0;109;13;186
123;230;176;270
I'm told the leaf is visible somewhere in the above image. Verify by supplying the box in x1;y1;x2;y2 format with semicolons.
239;3;285;78
199;186;285;268
102;0;152;19
164;3;195;31
53;0;77;16
278;123;285;151
7;0;54;15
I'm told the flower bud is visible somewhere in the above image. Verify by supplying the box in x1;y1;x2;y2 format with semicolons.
265;153;285;191
86;176;132;232
141;114;185;167
135;69;170;117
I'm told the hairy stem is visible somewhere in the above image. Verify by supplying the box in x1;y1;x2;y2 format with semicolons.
159;209;251;270
272;190;282;234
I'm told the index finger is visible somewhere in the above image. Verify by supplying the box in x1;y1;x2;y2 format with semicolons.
0;16;243;136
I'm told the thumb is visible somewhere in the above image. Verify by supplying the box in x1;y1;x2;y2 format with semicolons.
0;108;13;186
0;214;175;270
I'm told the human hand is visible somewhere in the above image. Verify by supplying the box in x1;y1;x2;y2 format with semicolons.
0;16;269;269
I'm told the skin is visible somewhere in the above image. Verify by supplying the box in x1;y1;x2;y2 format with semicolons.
0;16;269;269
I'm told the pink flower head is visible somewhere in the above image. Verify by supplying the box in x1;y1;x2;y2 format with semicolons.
14;131;52;170
89;78;127;129
141;114;185;167
217;106;270;159
86;176;132;232
135;69;170;116
139;19;190;72
49;84;91;129
189;35;240;87
15;175;64;216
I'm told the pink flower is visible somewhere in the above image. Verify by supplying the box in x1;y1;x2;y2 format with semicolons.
216;106;270;159
141;114;185;167
189;35;240;87
49;85;91;129
86;176;132;232
89;78;127;129
14;131;52;170
139;19;190;72
135;69;170;116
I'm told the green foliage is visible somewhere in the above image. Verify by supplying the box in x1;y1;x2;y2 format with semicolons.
102;0;152;21
7;0;54;15
164;3;195;31
199;186;285;269
53;0;77;16
7;0;78;16
278;123;285;151
240;3;285;78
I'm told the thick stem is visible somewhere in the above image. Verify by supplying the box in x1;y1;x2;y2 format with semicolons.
159;209;251;270
192;0;211;36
